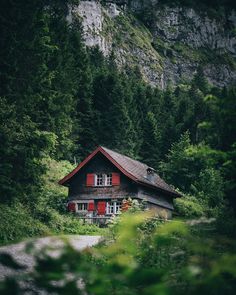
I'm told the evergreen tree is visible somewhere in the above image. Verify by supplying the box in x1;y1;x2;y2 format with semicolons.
159;132;192;191
140;112;161;168
158;87;177;156
193;168;225;209
0;0;235;218
160;131;225;193
192;66;209;94
0;0;78;160
219;86;236;150
0;98;56;205
69;20;97;160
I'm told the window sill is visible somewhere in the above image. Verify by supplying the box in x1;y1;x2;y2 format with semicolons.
93;185;112;188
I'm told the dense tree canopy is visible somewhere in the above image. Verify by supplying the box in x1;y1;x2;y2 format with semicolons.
0;0;236;216
0;2;235;295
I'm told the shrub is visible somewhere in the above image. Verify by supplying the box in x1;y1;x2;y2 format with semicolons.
215;207;236;237
47;210;101;235
0;203;49;245
2;212;235;295
174;194;205;218
35;204;102;235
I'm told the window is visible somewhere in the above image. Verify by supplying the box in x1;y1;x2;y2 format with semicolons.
95;174;112;187
106;174;112;186
77;203;88;211
95;174;103;186
106;201;121;215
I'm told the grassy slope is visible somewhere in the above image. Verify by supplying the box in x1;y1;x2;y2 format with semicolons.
0;158;106;246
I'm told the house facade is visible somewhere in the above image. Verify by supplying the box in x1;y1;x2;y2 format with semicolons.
59;146;181;220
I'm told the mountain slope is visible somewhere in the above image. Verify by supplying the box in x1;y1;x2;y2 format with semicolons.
70;0;236;88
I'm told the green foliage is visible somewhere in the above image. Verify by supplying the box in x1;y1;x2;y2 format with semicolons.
0;98;56;205
0;202;102;245
0;0;236;247
41;157;74;212
139;111;161;168
0;157;102;244
174;194;205;218
1;212;235;294
0;203;49;245
34;157;103;236
141;0;236;11
192;168;225;209
215;207;236;236
160;132;225;193
36;207;101;235
107;198;148;239
159;131;229;217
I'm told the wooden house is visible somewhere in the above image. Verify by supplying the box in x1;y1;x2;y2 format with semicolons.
59;146;181;220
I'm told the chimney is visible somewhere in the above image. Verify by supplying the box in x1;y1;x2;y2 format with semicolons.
146;167;155;183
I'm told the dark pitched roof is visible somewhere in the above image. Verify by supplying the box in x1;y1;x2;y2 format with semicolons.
59;146;181;197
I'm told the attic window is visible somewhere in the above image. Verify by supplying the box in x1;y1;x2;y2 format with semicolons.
147;167;155;175
146;167;155;183
95;174;112;187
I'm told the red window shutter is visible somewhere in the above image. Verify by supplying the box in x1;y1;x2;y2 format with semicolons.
67;202;76;212
112;173;120;186
97;201;106;215
88;201;95;211
86;174;94;186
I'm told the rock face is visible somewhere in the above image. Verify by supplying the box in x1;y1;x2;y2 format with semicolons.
70;0;236;88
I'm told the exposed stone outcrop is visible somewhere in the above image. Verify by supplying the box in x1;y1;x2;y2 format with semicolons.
70;1;163;86
70;0;236;88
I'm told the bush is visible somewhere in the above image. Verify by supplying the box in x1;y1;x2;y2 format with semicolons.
0;203;49;245
0;202;103;245
47;210;102;235
35;204;102;235
215;207;236;237
174;194;205;218
41;158;74;214
2;212;235;295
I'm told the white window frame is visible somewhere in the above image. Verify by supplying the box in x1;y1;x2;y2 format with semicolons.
95;173;103;186
106;201;121;215
105;173;112;186
94;173;112;187
77;203;88;212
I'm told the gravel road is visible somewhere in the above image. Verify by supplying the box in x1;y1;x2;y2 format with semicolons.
0;235;102;280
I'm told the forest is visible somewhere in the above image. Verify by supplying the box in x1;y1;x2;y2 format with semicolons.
0;0;236;294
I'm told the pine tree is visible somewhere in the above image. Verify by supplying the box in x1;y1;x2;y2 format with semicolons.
0;98;56;205
159;131;192;191
68;19;97;160
192;66;209;94
158;87;177;156
139;111;161;168
0;0;78;160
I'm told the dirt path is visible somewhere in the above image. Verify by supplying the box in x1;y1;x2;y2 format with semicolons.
0;235;102;280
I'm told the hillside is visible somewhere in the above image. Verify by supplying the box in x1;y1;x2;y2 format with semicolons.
72;0;236;88
0;0;236;251
0;0;236;294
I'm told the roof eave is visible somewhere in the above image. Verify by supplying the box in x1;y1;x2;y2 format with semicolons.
58;147;102;186
59;146;182;198
136;180;182;198
58;146;138;186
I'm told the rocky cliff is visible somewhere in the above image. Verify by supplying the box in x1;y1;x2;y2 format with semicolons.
69;0;236;88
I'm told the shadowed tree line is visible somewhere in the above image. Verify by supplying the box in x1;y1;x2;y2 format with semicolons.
0;0;236;222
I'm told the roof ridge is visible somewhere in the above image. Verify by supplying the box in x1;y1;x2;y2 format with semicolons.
101;146;149;169
101;146;180;197
59;145;181;197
